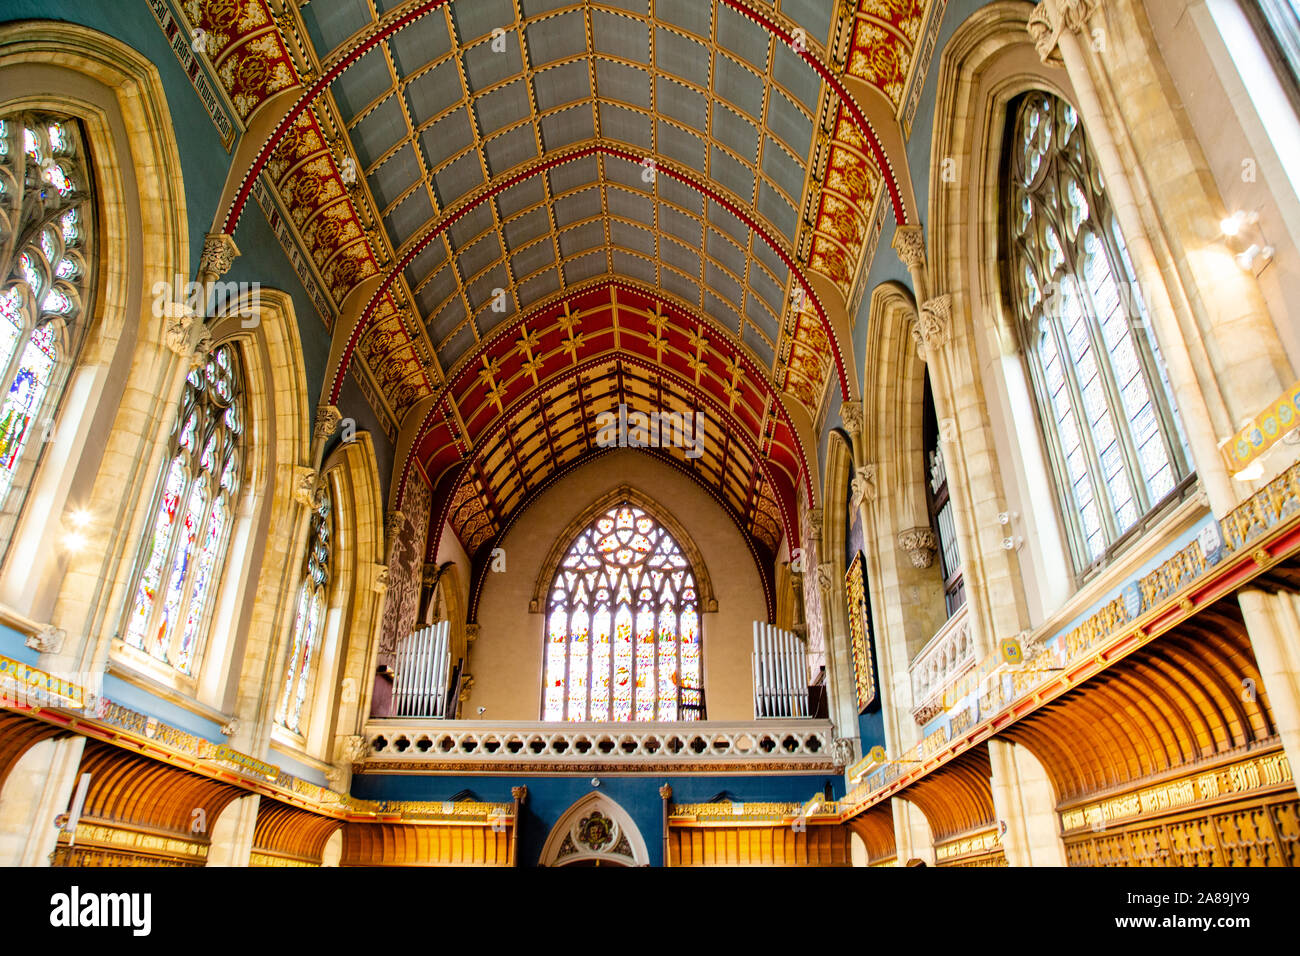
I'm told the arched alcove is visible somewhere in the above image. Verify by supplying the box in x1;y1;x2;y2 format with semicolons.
539;792;650;868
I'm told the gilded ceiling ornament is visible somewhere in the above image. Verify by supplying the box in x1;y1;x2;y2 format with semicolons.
199;231;240;280
898;527;938;569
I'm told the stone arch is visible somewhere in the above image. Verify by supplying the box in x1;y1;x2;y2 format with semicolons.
539;792;650;867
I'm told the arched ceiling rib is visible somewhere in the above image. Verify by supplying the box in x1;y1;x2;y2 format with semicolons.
195;0;939;560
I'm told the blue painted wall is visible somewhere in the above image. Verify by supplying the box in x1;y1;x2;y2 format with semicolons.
352;772;845;866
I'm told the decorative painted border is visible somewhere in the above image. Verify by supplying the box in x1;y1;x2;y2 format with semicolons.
1220;377;1300;475
250;173;334;328
845;550;877;711
145;0;238;150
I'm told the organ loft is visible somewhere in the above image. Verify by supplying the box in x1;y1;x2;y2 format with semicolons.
0;0;1298;870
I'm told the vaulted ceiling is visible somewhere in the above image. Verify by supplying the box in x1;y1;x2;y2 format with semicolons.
198;0;935;565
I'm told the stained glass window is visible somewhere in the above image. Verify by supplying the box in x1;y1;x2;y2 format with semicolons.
0;113;94;512
276;488;332;733
122;345;243;675
544;503;700;722
1006;93;1189;573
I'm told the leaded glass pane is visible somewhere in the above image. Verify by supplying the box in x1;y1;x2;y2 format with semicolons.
1008;92;1188;571
123;345;243;674
544;503;700;721
278;488;332;732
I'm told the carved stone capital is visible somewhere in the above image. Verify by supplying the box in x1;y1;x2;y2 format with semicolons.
220;717;241;737
1028;0;1100;65
422;561;440;587
325;766;347;792
340;676;358;704
512;785;529;803
892;224;927;272
25;624;65;654
465;623;481;644
199;232;240;280
164;309;200;358
831;737;854;768
839;400;864;442
851;464;878;508
190;331;214;370
343;734;369;763
913;294;952;358
800;505;823;548
372;564;390;594
384;510;406;543
292;466;320;508
814;564;835;596
314;404;342;442
659;783;673;801
458;674;475;704
898;527;938;569
913;701;944;726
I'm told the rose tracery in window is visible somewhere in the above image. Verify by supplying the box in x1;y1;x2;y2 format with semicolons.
543;503;701;722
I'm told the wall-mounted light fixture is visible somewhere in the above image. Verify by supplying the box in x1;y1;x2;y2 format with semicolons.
1220;210;1274;275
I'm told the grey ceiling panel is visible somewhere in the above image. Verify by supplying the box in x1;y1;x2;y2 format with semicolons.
549;154;600;195
772;42;821;114
384;190;434;248
742;322;775;369
497;177;547;219
525;11;588;65
612;250;656;286
369;143;420;210
716;6;770;72
540;106;596;150
301;0;371;58
404;60;463;127
428;287;466;340
462;31;523;92
474;80;533;136
559;220;604;257
656;76;707;129
448;204;495;251
766;91;814;159
563;251;605;285
389;16;451;76
659;235;699;276
511;238;555;277
749;261;786;315
484;123;540;176
592;10;650;64
503;207;551;249
655;0;712;37
406;239;448;289
603;157;653;194
761;136;806;205
352;96;406;168
757;179;797;242
456;232;502;279
517;267;561;307
746;291;781;342
440;323;476;370
751;231;789;284
552;188;603;227
600;103;653;151
656;121;706;174
712;102;759;161
451;0;516;44
609;219;655;257
779;0;834;50
606;185;653;222
708;201;749;249
656;175;702;215
468;262;510;311
421;109;475;168
595;61;652;110
433;152;485;206
712;54;763;122
333;48;392;121
654;27;710;88
706;260;742;309
709;145;754;201
658;203;701;248
533;60;592;111
707;227;746;277
704;289;742;333
660;266;699;306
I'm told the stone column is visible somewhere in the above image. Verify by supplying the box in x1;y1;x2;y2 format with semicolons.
205;793;260;867
1236;589;1300;779
987;738;1067;866
0;735;87;866
891;796;935;866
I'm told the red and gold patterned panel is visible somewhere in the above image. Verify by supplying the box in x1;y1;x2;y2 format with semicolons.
183;0;297;120
846;0;928;106
809;104;881;298
779;289;833;409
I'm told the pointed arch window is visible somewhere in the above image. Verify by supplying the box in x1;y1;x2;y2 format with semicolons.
122;345;244;675
277;487;332;733
0;113;94;518
544;503;701;722
1006;92;1190;572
